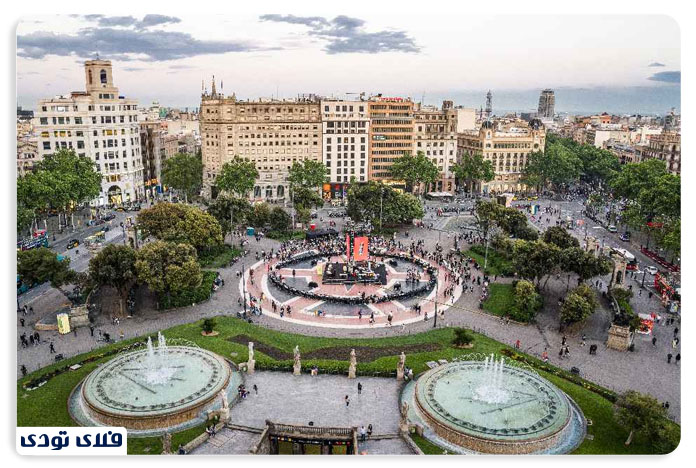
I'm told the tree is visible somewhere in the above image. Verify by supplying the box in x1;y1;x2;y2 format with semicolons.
390;151;439;194
292;185;323;211
560;284;598;327
543;226;580;249
17;202;34;235
269;207;291;232
248;202;272;229
202;318;217;334
522;143;582;192
206;195;252;237
451;152;494;193
576;145;621;188
561;248;612;282
137;203;223;253
614;390;669;446
512;280;542;322
215;157;258;197
288;159;327;190
346;181;424;227
88;245;137;317
161;152;203;203
512;240;561;287
17;247;75;289
135;241;202;302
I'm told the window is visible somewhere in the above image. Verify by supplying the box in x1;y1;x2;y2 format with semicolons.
100;69;107;84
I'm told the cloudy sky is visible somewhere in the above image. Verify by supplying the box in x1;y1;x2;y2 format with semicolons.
16;14;681;114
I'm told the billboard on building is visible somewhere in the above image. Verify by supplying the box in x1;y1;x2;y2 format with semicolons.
353;236;369;261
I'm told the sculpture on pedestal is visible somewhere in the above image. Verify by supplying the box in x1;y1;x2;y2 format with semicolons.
247;341;256;373
397;351;406;381
348;348;357;379
293;345;301;375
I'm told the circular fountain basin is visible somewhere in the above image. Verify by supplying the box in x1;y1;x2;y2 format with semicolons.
81;346;231;430
414;361;576;454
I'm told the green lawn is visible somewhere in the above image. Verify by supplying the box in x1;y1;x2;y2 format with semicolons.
465;245;514;276
410;433;449;454
265;230;305;241
198;244;242;269
16;316;677;454
482;283;515;318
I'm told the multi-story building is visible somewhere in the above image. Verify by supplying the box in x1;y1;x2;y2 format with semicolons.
35;60;142;205
413;101;460;193
642;132;681;174
584;125;630;148
368;96;414;185
320;99;369;201
17;137;39;176
537;89;555;120
603;140;642;165
200;82;322;201
457;119;546;194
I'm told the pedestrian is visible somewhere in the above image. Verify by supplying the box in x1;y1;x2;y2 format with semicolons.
359;425;367;442
29;335;34;346
21;365;27;377
34;331;40;343
515;339;521;350
675;354;681;365
73;327;77;336
672;338;677;349
29;306;33;314
581;334;587;346
542;349;548;363
120;330;125;341
674;327;679;336
253;384;258;394
367;424;373;439
19;318;25;327
49;342;55;354
345;395;350;407
664;401;670;410
564;346;570;357
90;326;94;337
652;336;657;346
667;353;673;364
648;291;653;299
558;347;564;359
561;335;567;346
357;382;362;395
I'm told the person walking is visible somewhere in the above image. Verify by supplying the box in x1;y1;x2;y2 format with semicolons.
581;334;587;347
34;331;40;344
675;354;681;365
49;342;55;354
367;424;373;439
20;365;27;377
667;353;673;364
19;318;25;327
359;426;367;442
652;336;657;346
253;384;258;395
345;395;350;407
357;382;363;395
90;326;95;337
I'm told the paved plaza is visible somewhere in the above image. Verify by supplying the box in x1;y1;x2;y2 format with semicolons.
17;200;681;425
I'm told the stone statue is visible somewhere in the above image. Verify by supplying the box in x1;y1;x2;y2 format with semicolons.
293;345;301;376
397;352;406;381
220;389;229;410
247;341;256;374
399;401;410;434
348;348;357;379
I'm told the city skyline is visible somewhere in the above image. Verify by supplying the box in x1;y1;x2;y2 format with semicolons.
17;14;681;114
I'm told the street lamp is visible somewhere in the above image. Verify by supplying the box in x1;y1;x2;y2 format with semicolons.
433;270;439;328
241;263;247;315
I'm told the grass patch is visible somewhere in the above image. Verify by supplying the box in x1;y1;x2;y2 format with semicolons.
465;245;514;276
127;436;162;455
410;433;449;454
482;283;515;318
265;230;305;241
171;421;209;449
17;316;676;454
158;270;218;310
198;244;241;269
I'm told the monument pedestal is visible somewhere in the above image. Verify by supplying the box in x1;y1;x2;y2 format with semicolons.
293;363;301;376
247;360;256;374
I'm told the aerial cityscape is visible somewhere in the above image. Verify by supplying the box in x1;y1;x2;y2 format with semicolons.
15;12;681;456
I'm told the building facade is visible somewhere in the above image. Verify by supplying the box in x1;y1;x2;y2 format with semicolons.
413;101;459;192
368;97;414;185
537;89;555;119
457;119;546;194
17;138;39;176
642;132;681;174
200;86;322;202
35;60;142;205
320;99;369;201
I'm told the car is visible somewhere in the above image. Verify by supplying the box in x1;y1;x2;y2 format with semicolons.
608;225;618;233
619;232;631;241
67;239;80;249
645;266;658;275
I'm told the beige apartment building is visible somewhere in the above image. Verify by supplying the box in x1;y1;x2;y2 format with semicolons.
368;97;414;185
35;60;142;205
457;119;546;194
200;84;322;201
642;132;681;174
17;138;39;176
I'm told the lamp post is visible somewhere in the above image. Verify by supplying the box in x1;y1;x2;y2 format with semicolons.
241;263;247;315
433;270;439;328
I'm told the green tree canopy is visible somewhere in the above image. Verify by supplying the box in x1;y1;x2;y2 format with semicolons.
512;280;543;322
288;159;328;190
512;239;561;286
215;157;258;197
161;152;203;203
137;203;223;253
614;390;670;447
346;182;424;227
205;195;253;236
560;284;599;326
269;207;292;232
522;143;582;192
248;202;273;229
88;244;137;317
135;241;202;301
451;152;495;193
390;151;439;194
17;247;75;289
543;226;580;249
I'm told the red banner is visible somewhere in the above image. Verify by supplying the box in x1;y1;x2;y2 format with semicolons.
354;236;369;261
346;234;351;258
